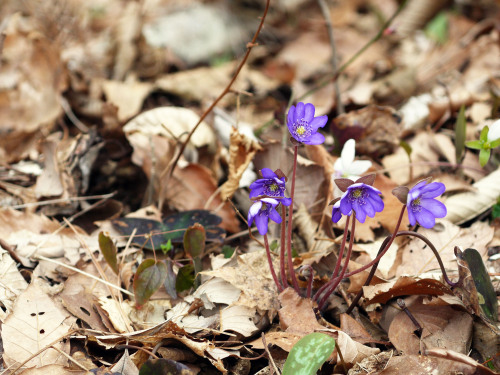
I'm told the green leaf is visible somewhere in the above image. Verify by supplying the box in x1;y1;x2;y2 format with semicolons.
175;264;195;292
465;140;483;150
160;239;173;255
270;239;278;252
139;359;195;375
183;223;206;258
454;105;466;162
283;333;336;375
480;126;490;143
479;148;491;167
425;11;448;45
492;203;500;219
133;259;167;308
112;210;225;251
463;248;498;322
400;140;412;158
222;245;235;258
98;232;119;274
490;138;500;149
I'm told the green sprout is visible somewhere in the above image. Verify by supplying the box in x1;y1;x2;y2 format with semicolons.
465;120;500;167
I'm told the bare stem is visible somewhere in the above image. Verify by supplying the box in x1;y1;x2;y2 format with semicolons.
317;214;356;310
264;235;284;292
286;145;301;292
280;204;288;288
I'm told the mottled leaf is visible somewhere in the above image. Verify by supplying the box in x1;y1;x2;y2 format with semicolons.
183;223;206;258
98;231;119;274
463;248;498;322
112;210;225;250
139;358;196;375
133;259;167;308
282;332;336;375
176;264;195;292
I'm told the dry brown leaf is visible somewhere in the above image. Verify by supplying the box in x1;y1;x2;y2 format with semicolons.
220;128;262;200
396;220;493;277
34;138;64;199
0;249;29;321
445;167;500;224
278;288;325;335
363;276;453;305
425;348;498;375
17;364;88;375
380;353;479;375
388;298;473;355
102;79;152;122
339;313;374;344
1;282;76;369
161;163;239;232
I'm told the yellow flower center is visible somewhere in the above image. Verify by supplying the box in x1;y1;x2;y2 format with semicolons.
412;197;421;206
269;183;278;192
352;189;363;198
296;126;306;135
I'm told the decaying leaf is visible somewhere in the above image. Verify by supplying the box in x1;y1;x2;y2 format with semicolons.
220;127;262;200
0;249;29;321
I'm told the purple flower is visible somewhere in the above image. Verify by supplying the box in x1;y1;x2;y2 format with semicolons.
249;168;292;206
287;102;328;145
333;183;384;223
407;181;447;228
248;198;282;235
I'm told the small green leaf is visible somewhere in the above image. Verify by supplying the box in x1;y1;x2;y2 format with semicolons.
400;140;412;158
133;259;167;308
480;126;490;142
490;138;500;149
455;105;466;162
282;333;336;375
183;223;206;258
425;11;448;45
492;203;500;219
479;148;491;167
463;248;498;322
175;264;195;292
270;239;278;252
139;358;195;375
222;245;235;258
98;232;119;274
160;239;173;255
465;140;483;150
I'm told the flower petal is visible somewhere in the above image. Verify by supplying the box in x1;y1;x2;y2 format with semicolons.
349;160;372;176
287;105;296;126
295;102;305;120
303;132;325;145
340;195;352;215
363;199;375;217
341;139;356;172
420;182;445;198
260;168;276;179
331;204;342;223
280;197;292;206
304;103;315;122
268;208;282;224
366;195;384;212
407;208;416;226
309;115;328;131
487;119;500;142
352;200;366;223
413;206;436;228
255;214;269;235
420;198;447;218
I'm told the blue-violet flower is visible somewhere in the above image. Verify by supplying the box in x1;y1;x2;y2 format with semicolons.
407;181;447;229
249;168;292;206
248;198;282;235
287;102;328;145
333;183;384;223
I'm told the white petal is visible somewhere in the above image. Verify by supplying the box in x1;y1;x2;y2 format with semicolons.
333;158;343;176
249;201;262;216
348;160;372;176
487;119;500;142
340;139;356;172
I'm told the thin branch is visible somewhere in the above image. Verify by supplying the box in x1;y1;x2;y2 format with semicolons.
164;0;271;181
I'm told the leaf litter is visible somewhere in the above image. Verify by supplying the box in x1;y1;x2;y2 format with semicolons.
0;0;499;374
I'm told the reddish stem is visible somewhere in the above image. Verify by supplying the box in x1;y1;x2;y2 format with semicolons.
312;215;350;300
317;214;356;310
280;204;288;288
264;235;283;292
286;145;300;293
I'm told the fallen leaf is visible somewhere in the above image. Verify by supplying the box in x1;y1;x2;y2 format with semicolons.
0;249;29;321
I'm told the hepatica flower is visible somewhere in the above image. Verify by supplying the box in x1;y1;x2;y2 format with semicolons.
333;139;372;180
249;168;291;206
248;198;282;235
406;181;447;228
333;182;384;223
287;102;328;145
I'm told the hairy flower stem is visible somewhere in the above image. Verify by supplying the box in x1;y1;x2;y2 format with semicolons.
280;204;288;288
264;235;283;292
313;215;351;300
286;145;301;292
346;230;460;313
317;215;356;310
